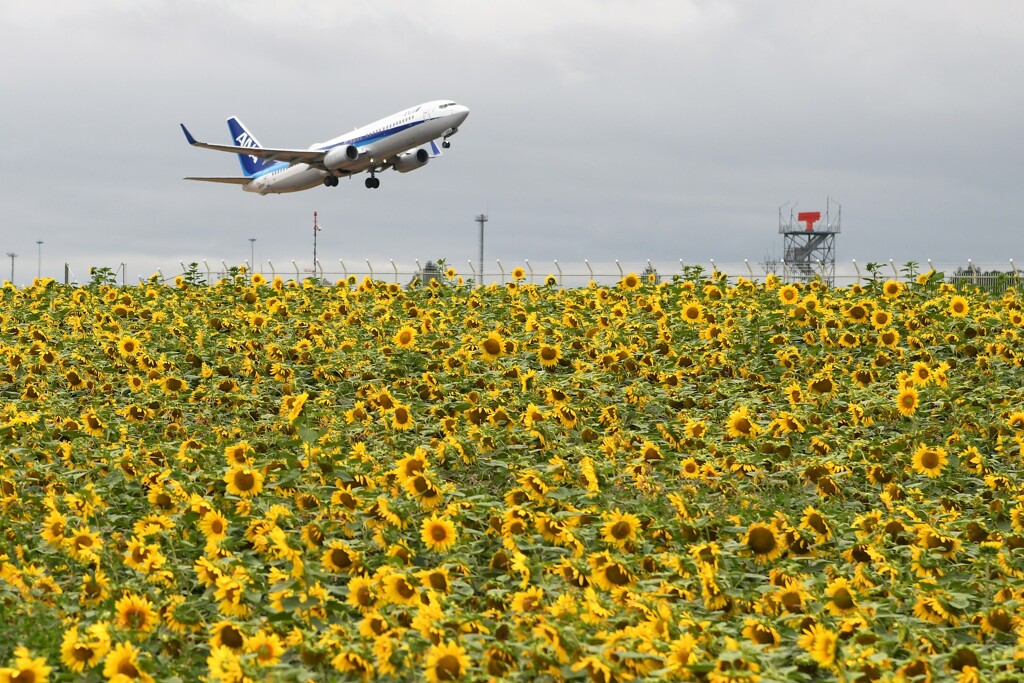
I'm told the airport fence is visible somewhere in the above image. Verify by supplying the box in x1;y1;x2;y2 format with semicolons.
65;258;1021;291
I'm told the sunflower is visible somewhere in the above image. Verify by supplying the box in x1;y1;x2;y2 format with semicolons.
600;509;641;548
743;523;784;563
199;510;229;543
394;325;417;348
223;465;265;498
424;640;471;682
680;302;704;324
912;445;948;477
115;593;159;633
479;331;503;361
726;406;761;438
80;409;105;437
346;575;378;612
421;515;458;553
911;361;932;385
797;623;837;668
103;642;154;683
742;619;780;647
3;646;53;683
382;572;420;606
877;328;901;348
800;506;832;542
949;295;969;317
588;552;634;590
391;403;415;431
61;625;111;673
511;266;527;281
823;577;858;616
778;284;800;305
66;525;103;563
246;630;285;667
882;279;903;298
536;343;562;369
896;386;919;417
1006;411;1024;431
118;335;142;357
614;272;640;291
281;391;308;423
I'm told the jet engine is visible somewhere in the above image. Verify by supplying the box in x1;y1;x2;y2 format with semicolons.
323;144;359;170
393;148;430;173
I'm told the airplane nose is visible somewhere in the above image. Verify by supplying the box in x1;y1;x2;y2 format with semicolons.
451;105;470;126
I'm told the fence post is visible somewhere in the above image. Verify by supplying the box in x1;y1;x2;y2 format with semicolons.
291;260;299;281
744;259;753;278
390;259;398;283
709;258;716;276
267;261;276;278
852;259;860;283
496;259;504;285
585;259;594;284
554;259;563;286
780;259;787;281
339;260;347;282
317;260;324;280
889;259;898;278
366;260;374;280
525;259;534;285
615;260;623;278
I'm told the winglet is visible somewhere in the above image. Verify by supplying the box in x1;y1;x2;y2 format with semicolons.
180;123;198;146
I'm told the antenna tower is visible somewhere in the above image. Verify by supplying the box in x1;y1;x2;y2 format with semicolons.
779;198;841;285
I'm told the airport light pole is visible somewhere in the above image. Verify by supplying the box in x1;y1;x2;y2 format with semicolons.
312;212;320;280
6;253;16;284
476;213;488;284
249;237;256;274
36;240;43;279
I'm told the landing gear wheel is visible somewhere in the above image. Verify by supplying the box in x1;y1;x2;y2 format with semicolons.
324;176;339;187
365;177;380;189
442;140;451;149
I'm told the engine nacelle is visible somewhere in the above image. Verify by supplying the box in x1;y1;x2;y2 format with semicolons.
323;144;359;170
393;148;429;173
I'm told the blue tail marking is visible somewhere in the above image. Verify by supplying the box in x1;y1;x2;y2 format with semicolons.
227;117;276;177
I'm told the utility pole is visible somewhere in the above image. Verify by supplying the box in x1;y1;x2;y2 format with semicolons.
312;211;320;280
248;237;256;275
6;253;16;284
36;241;43;279
476;213;488;284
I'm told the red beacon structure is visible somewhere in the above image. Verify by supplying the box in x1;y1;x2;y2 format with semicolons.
779;199;840;284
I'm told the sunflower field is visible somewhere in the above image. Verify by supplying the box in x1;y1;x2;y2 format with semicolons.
2;269;1023;682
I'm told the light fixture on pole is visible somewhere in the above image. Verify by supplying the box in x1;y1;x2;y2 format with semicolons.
36;241;43;279
248;237;256;274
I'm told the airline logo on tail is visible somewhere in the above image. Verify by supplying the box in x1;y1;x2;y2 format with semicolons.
226;117;276;177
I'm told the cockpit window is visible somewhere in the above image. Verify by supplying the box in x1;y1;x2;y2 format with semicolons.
438;102;457;109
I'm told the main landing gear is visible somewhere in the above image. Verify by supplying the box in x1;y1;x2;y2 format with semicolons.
323;176;340;187
364;175;380;189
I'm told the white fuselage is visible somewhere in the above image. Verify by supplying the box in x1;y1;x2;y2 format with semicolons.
245;100;469;195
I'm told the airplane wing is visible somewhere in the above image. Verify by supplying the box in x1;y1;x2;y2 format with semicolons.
184;177;252;184
180;124;325;165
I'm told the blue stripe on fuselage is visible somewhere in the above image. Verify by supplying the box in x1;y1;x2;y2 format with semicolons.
319;119;424;154
249;118;427;179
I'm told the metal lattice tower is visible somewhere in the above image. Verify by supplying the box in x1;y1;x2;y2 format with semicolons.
779;198;841;285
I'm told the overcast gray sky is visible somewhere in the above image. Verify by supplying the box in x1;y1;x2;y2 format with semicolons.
2;1;1022;284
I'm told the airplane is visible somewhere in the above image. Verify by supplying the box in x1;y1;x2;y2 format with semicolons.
180;100;469;195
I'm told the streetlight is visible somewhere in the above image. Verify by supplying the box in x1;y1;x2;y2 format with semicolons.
248;237;256;275
476;213;488;283
5;253;16;284
36;240;43;279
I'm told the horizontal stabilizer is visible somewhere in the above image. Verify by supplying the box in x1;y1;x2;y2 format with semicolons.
184;177;252;185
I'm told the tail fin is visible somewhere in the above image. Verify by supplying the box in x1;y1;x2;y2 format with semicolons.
227;117;276;177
